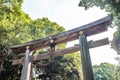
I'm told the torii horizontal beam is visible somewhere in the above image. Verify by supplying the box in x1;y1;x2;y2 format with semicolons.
10;15;112;54
12;38;109;65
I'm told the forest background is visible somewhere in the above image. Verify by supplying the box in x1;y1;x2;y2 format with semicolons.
0;0;120;80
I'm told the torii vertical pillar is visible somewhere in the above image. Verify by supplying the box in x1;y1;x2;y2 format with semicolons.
21;46;33;80
79;31;94;80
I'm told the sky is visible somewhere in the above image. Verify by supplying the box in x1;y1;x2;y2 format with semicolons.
22;0;119;65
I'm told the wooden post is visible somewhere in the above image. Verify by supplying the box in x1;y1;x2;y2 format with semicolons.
21;46;33;80
79;31;94;80
28;51;33;80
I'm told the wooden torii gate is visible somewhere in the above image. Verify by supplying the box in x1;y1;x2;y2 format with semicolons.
10;15;112;80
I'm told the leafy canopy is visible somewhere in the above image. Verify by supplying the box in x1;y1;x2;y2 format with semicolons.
0;0;83;80
93;62;120;80
79;0;120;54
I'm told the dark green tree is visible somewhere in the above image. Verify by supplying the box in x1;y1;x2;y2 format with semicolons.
0;0;29;79
79;0;120;54
0;45;23;80
28;18;65;40
0;0;31;45
93;62;120;80
33;52;82;80
0;0;83;80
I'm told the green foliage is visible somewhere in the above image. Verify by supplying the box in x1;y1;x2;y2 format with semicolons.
0;44;23;80
0;0;31;45
28;18;65;40
93;62;120;80
62;52;83;79
0;1;26;79
79;0;120;54
33;52;82;80
79;0;120;11
0;0;65;45
0;45;10;71
0;0;82;80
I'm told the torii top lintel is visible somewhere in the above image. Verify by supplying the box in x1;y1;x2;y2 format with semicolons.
10;15;113;54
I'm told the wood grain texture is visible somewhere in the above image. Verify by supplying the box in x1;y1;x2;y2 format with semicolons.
10;15;112;54
12;38;109;65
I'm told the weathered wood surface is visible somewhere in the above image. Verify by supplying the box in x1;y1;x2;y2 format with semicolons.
10;15;112;54
21;50;33;80
79;34;94;80
12;38;109;65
